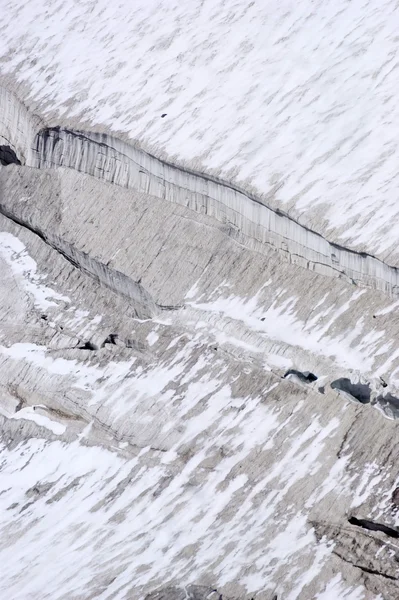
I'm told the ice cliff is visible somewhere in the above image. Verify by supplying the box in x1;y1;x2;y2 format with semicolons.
2;85;399;299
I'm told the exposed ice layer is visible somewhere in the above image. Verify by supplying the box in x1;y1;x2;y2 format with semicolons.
34;127;399;297
0;86;41;165
2;0;399;260
2;137;399;599
2;83;399;298
0;201;158;319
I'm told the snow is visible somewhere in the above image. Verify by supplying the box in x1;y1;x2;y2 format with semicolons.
0;341;135;410
0;206;394;598
0;2;397;598
0;232;70;309
189;289;377;372
0;399;347;599
351;462;385;509
316;574;366;600
265;353;292;370
0;292;365;599
9;406;66;435
0;310;384;599
146;330;159;346
375;299;399;316
2;1;399;258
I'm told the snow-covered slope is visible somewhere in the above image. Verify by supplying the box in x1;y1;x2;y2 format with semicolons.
1;2;399;599
1;162;399;599
1;0;399;260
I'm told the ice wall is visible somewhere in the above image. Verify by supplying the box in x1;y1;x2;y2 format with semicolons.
33;127;399;297
0;86;42;165
1;84;399;298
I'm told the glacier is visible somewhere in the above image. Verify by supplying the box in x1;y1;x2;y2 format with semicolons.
1;1;399;599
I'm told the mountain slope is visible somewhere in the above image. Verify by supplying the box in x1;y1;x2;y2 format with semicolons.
1;2;399;599
1;0;399;258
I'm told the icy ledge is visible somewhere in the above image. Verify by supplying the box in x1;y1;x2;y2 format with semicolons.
2;84;399;297
0;201;158;319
